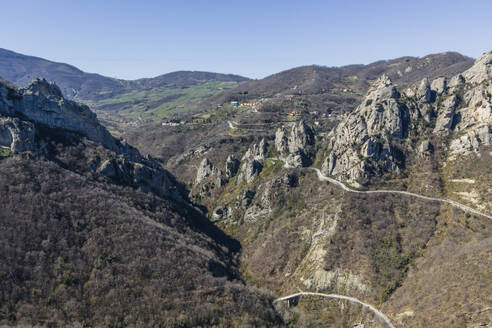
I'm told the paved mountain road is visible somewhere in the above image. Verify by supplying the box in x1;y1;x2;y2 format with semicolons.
273;164;491;327
312;168;492;220
274;291;395;328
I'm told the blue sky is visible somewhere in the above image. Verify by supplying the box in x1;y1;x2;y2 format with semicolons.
1;0;491;79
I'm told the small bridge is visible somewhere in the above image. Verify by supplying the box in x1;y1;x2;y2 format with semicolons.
274;291;395;328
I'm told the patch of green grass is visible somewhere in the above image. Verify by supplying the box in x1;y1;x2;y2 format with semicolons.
346;75;358;82
0;147;11;157
260;158;283;177
82;81;239;124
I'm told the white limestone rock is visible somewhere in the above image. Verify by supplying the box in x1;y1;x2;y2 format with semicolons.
0;117;35;153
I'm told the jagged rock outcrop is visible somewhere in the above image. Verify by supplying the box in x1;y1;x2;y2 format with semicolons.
196;157;216;184
0;78;144;159
445;52;492;158
434;94;458;133
417;77;433;103
243;172;298;223
2;79;116;150
0;117;35;153
237;139;267;183
194;154;242;190
275;121;315;167
225;154;240;179
193;157;228;193
242;138;267;161
241;189;256;208
238;159;263;184
462;51;492;84
431;77;447;96
0;78;183;200
321;52;492;183
212;206;233;222
321;75;409;183
449;125;492;159
90;152;181;199
275;128;288;153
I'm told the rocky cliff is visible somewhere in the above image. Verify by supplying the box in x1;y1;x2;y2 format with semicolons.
275;121;315;167
179;52;492;328
0;78;182;200
321;51;492;185
0;78;133;154
0;76;285;327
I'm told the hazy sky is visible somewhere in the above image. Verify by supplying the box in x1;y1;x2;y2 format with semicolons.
2;0;491;79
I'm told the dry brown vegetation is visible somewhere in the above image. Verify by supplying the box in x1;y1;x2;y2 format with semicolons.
0;154;282;327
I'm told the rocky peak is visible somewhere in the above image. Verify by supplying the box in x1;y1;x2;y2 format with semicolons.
322;74;414;183
237;159;263;184
462;51;492;84
274;128;288;153
442;52;492;158
1;78;148;161
288;120;314;154
417;77;432;103
242;138;267;161
371;74;392;89
433;95;459;133
0;78;184;201
274;121;315;167
366;74;399;101
0;78;119;150
236;139;268;184
322;51;492;184
24;78;64;99
430;77;447;96
225;154;240;179
196;157;216;184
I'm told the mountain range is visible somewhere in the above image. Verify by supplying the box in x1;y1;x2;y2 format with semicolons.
0;48;248;130
0;48;491;327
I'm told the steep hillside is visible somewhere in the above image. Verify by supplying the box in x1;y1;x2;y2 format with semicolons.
2;48;489;327
0;78;282;327
125;52;473;187
172;52;492;327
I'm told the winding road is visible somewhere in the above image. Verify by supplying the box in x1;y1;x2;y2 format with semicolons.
312;168;492;220
273;165;491;327
274;291;395;328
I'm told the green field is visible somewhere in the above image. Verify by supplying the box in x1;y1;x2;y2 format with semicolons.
0;146;11;157
82;81;237;126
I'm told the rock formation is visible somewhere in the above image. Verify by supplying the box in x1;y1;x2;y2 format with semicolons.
0;78;182;200
0;117;35;153
237;139;267;183
238;159;263;184
321;75;408;183
225;154;240;179
443;52;492;158
196;157;216;184
321;51;492;184
274;121;315;167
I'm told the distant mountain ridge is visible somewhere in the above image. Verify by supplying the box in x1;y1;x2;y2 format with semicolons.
0;48;124;100
214;51;474;102
0;48;249;101
0;48;476;131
